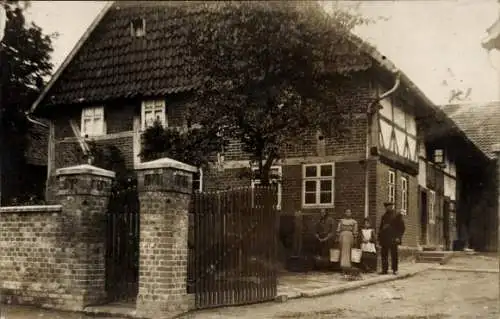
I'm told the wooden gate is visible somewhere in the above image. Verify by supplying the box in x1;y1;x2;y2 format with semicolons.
188;186;278;309
105;182;140;302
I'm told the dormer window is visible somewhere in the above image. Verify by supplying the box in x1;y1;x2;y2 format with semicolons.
131;18;146;37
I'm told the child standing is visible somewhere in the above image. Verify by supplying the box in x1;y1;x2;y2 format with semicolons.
360;218;377;273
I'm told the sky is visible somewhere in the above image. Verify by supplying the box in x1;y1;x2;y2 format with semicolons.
24;0;500;106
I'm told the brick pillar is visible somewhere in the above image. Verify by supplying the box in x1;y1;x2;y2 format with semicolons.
135;157;197;318
55;164;115;309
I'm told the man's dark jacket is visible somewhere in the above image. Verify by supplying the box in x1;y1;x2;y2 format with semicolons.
378;211;405;246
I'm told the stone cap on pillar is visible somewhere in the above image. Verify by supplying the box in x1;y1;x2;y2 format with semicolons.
136;157;198;173
55;164;116;178
136;157;197;194
55;164;115;196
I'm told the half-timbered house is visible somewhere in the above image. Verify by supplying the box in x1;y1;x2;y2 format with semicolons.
29;1;488;265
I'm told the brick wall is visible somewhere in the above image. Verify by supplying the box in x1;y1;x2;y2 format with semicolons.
205;160;367;258
0;164;114;311
375;162;419;247
106;102;135;134
223;117;368;162
0;205;74;309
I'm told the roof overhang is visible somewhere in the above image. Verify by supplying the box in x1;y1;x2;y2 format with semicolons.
29;1;115;115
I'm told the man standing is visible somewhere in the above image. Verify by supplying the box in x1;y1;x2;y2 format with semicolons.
378;202;405;275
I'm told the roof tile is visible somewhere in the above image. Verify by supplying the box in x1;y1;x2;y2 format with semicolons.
43;2;204;106
441;101;500;159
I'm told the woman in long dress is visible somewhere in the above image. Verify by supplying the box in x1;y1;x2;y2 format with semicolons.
336;209;358;272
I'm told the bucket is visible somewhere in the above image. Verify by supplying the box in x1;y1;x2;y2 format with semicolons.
351;248;362;263
329;248;340;262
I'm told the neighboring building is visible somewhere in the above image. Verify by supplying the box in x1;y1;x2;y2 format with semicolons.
1;121;48;205
440;102;500;252
29;2;484;257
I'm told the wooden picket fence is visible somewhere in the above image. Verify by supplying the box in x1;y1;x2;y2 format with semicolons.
187;186;279;309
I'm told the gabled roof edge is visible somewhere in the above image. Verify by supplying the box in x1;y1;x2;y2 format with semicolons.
29;1;116;114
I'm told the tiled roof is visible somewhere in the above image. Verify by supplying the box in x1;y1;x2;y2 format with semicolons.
34;0;441;125
35;1;382;112
441;101;500;159
41;1;205;108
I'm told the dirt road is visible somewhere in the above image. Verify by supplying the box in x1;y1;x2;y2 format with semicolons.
186;270;498;319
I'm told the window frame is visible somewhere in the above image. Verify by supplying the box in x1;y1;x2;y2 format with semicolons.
433;149;444;164
251;165;282;210
80;106;105;137
141;99;167;130
401;176;408;215
388;170;396;204
429;190;436;224
192;168;203;193
302;163;335;208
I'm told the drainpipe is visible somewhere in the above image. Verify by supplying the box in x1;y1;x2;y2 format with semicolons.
25;111;49;128
364;71;401;218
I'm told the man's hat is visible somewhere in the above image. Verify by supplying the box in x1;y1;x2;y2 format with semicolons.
383;201;395;207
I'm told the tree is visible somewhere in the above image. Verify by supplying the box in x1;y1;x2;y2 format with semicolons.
0;0;55;203
140;121;225;169
142;1;373;184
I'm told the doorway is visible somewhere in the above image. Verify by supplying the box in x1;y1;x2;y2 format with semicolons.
420;190;428;245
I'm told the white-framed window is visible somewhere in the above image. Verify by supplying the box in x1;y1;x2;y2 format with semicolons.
302;163;335;207
429;190;436;224
401;176;408;215
141;99;167;130
388;170;396;204
81;106;105;137
192;168;203;192
251;166;282;210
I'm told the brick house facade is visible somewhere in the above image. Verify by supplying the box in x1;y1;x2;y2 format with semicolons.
30;1;488;258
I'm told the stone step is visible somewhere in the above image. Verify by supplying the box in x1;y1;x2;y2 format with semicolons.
418;251;450;258
416;256;443;263
416;251;455;264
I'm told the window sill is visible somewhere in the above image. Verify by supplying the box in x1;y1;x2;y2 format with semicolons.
302;204;335;209
61;131;134;142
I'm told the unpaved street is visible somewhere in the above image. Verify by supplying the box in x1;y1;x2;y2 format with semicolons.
186;270;499;319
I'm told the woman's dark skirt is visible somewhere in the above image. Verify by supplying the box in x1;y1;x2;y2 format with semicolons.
360;251;377;273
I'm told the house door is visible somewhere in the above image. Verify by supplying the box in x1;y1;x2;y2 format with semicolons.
420;190;428;245
443;199;450;250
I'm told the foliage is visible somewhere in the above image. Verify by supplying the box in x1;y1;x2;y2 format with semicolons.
89;142;139;212
140;120;225;169
1;0;56;203
141;2;373;183
185;1;373;184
